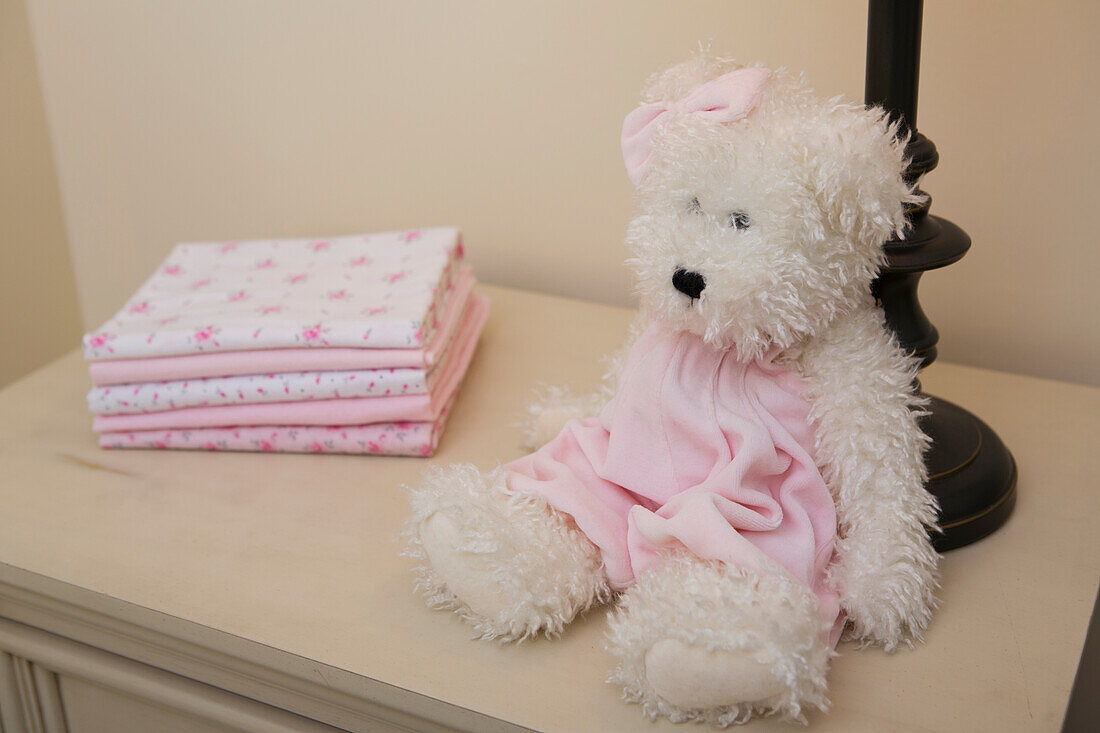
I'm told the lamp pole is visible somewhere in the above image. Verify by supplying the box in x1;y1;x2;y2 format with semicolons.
866;0;1017;550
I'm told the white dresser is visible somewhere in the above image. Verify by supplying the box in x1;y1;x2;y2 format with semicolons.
1;285;1096;732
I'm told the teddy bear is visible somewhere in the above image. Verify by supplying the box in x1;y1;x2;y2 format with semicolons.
403;53;939;726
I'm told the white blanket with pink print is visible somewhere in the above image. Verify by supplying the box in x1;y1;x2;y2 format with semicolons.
83;227;463;359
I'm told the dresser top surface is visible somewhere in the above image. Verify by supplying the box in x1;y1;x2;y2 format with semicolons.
2;283;1098;733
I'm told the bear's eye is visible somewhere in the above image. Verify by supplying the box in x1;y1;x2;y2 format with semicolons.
727;211;751;230
687;196;704;214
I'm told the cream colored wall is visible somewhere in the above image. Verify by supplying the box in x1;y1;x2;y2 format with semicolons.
24;0;1100;385
0;0;81;387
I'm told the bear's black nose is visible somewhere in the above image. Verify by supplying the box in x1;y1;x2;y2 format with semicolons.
672;269;706;300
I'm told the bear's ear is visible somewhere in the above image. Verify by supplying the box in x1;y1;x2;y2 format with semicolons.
806;105;918;254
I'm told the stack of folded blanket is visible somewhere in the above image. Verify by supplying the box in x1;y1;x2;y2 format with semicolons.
83;227;488;456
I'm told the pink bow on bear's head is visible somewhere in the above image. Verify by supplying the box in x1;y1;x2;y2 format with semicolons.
621;67;773;186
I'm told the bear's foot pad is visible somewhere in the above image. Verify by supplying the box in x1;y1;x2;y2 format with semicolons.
644;638;787;709
419;512;514;621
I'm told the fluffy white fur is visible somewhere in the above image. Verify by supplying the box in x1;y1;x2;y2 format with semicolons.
520;384;608;450
606;554;832;726
629;56;919;361
404;52;939;726
788;304;939;648
404;464;610;640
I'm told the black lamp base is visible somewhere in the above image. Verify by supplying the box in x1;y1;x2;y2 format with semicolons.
921;395;1018;551
865;0;1019;551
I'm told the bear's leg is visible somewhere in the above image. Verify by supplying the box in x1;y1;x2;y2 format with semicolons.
521;385;609;449
606;554;831;726
404;463;610;641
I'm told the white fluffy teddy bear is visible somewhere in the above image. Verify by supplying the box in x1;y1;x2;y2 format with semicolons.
404;54;939;726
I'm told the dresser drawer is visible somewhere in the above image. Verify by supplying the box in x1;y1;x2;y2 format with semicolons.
0;618;346;733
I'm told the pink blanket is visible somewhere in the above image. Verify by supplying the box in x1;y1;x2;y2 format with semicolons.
87;279;472;415
505;325;840;631
88;265;475;386
99;409;454;457
93;294;489;433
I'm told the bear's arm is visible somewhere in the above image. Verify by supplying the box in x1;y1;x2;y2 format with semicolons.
792;303;939;650
520;311;648;450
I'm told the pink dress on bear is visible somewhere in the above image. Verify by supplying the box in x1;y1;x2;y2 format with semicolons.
506;324;841;635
